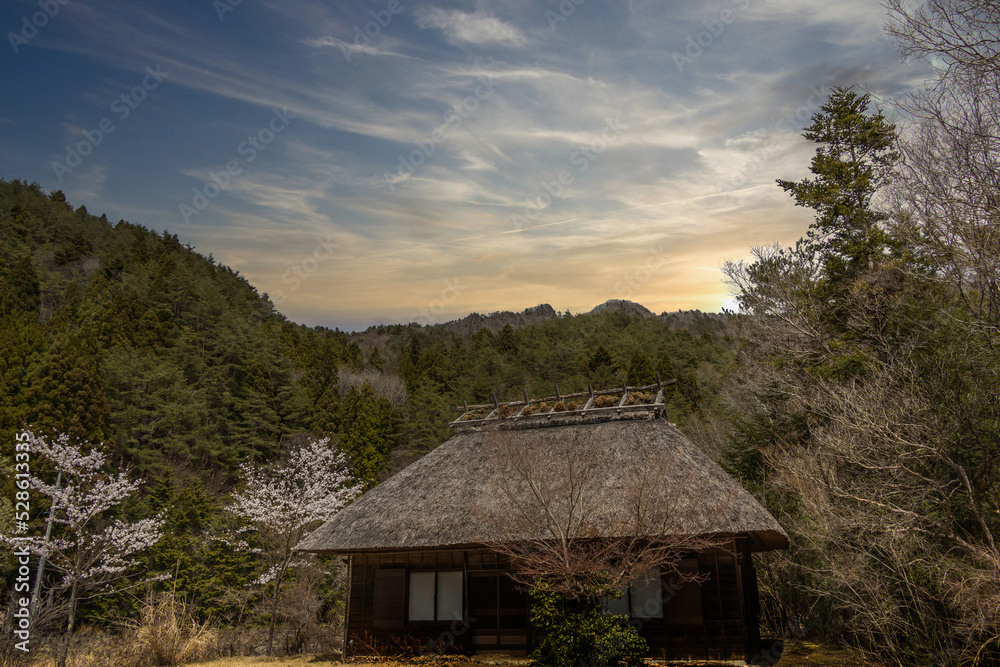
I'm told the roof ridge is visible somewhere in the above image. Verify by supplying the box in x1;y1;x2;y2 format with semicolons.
451;379;676;428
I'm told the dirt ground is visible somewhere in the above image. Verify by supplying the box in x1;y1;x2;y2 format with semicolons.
188;641;886;667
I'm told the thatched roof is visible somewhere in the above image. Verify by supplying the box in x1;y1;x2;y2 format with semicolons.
298;410;788;554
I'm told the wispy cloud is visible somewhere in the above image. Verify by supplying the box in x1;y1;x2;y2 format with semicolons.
0;0;936;329
415;7;528;47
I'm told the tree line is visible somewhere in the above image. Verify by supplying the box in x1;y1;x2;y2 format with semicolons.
0;177;731;660
698;2;1000;664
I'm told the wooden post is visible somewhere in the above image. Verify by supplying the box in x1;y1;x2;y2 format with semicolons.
342;556;352;658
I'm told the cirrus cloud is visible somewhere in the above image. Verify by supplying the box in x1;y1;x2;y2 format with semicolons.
415;7;527;47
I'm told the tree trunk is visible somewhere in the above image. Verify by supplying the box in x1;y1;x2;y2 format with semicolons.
265;551;294;656
57;578;80;667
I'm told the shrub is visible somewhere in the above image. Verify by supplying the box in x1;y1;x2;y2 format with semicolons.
125;593;217;666
529;585;647;667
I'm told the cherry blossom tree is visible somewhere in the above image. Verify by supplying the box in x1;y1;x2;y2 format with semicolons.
227;436;360;656
17;432;163;667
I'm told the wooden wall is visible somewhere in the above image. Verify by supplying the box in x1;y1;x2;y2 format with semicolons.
346;548;512;656
344;543;762;662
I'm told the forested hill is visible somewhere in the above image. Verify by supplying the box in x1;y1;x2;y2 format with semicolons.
0;178;732;491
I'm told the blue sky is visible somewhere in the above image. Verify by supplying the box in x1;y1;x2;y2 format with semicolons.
0;0;931;330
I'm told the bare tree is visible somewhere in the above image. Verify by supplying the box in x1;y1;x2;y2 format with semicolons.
478;427;729;603
336;368;407;408
885;0;1000;324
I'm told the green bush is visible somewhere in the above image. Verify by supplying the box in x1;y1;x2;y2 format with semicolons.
529;585;647;667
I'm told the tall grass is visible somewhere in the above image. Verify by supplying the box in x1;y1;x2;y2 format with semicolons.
25;593;216;667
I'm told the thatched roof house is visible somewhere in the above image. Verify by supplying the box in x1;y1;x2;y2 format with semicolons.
299;383;788;663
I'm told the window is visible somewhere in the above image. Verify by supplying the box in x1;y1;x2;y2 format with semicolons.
408;570;463;622
630;570;664;619
602;568;664;619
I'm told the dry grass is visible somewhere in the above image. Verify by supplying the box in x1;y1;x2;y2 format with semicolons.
21;641;883;667
129;593;217;665
180;643;888;667
184;659;516;667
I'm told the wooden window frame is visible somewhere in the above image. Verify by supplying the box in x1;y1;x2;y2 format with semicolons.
407;569;464;624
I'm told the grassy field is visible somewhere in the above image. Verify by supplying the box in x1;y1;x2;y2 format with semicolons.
183;642;886;667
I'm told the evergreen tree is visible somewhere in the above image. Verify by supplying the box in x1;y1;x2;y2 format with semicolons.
497;323;519;355
777;87;899;293
586;343;615;375
367;346;384;371
1;255;40;314
656;353;677;400
338;381;394;489
311;383;340;437
625;352;655;386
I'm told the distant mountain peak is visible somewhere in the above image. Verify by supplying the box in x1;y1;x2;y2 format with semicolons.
588;299;655;318
436;304;557;335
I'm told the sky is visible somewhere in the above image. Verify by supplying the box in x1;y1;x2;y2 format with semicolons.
0;0;932;331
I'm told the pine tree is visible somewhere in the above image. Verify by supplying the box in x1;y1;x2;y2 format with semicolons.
656;353;677;401
338;381;393;490
1;255;40;315
497;323;519;355
367;346;385;371
626;352;655;386
777;87;899;292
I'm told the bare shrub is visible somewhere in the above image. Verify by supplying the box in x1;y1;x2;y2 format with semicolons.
337;368;407;407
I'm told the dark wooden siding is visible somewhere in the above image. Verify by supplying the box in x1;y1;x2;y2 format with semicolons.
347;548;513;656
345;543;761;661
